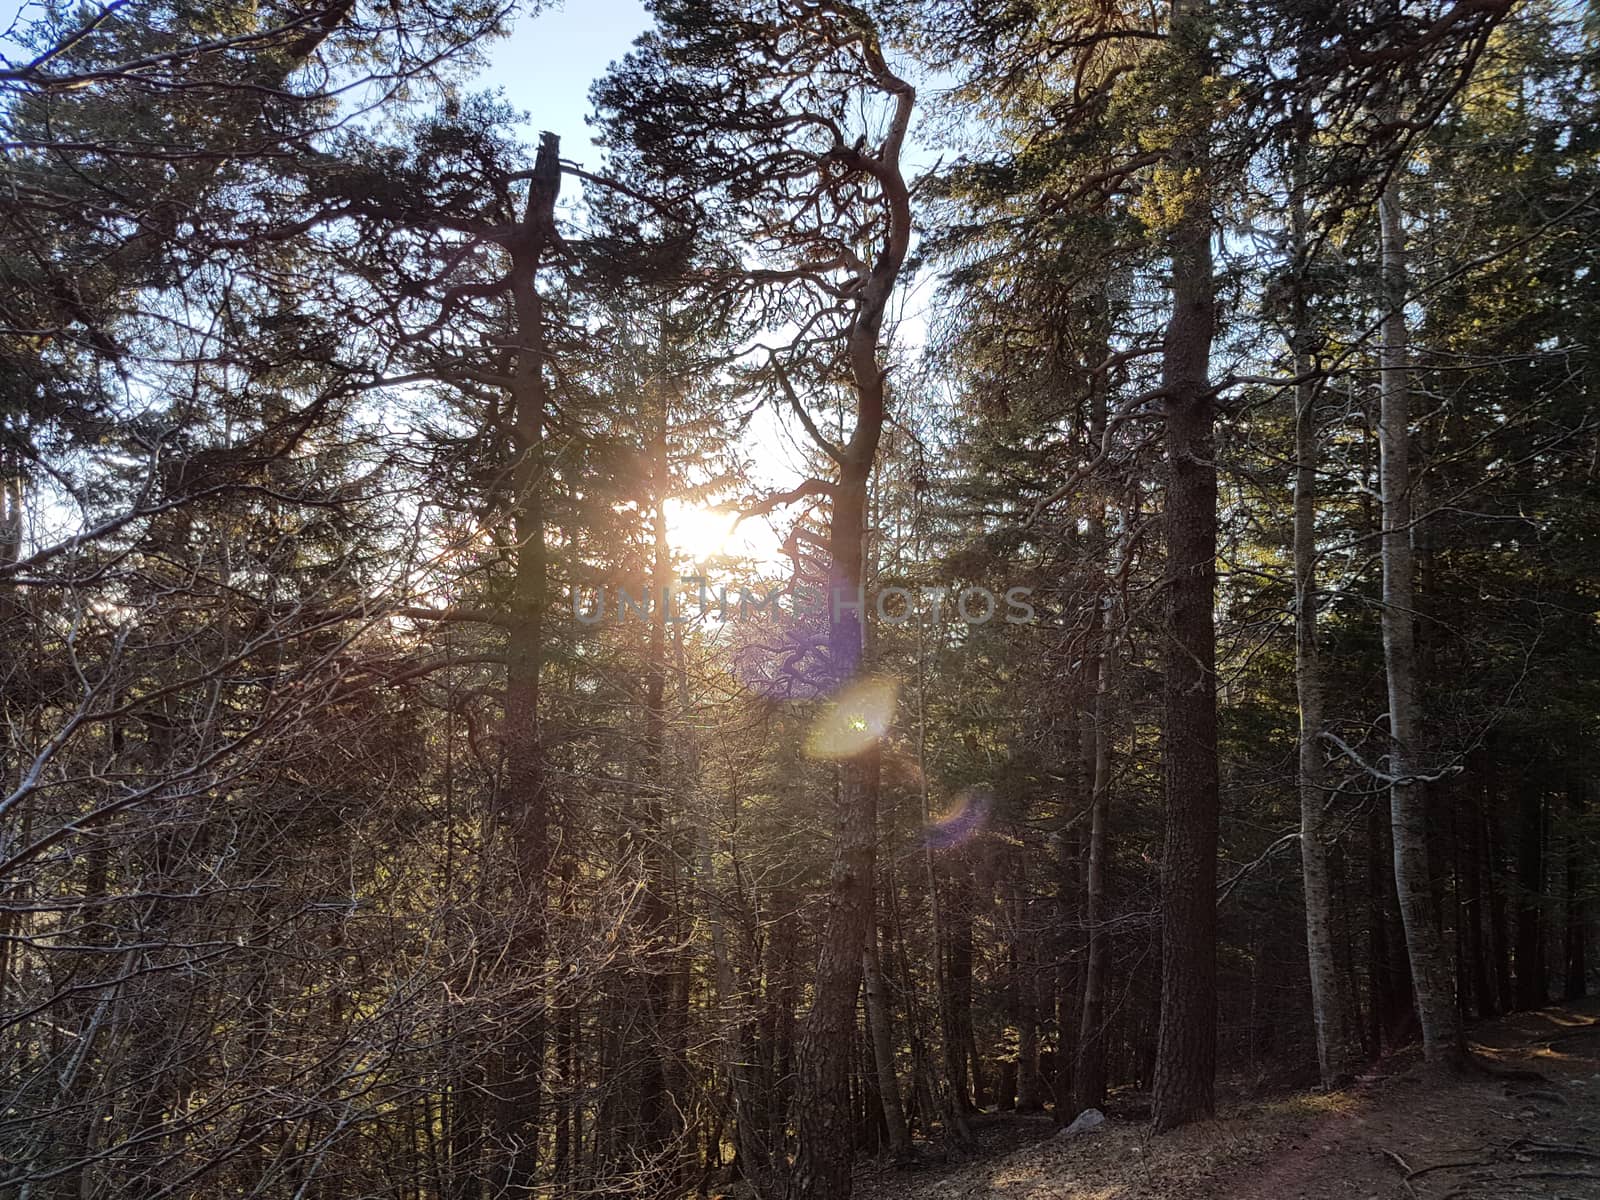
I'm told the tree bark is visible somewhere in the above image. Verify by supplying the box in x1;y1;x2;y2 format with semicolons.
1074;577;1115;1114
1008;861;1043;1112
1514;785;1547;1010
1484;759;1515;1014
1377;178;1463;1068
1073;689;1113;1114
487;129;561;1193
629;416;680;1192
786;42;914;1199
1152;0;1220;1132
914;592;972;1146
862;917;912;1156
1565;769;1589;1001
1070;321;1115;1117
1291;150;1361;1086
1462;779;1496;1018
788;463;877;1199
1367;807;1409;1051
944;860;980;1110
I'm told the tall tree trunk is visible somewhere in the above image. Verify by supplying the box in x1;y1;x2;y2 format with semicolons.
859;476;912;1158
1152;0;1220;1132
944;860;980;1110
1485;769;1515;1014
862;916;912;1156
1073;589;1115;1114
1365;810;1386;1052
856;1017;879;1153
1073;686;1113;1115
488;129;561;1193
1462;763;1497;1018
788;465;876;1199
1291;150;1361;1086
629;391;679;1192
786;50;913;1196
1005;861;1042;1112
1514;786;1547;1010
914;592;972;1144
1565;768;1589;1001
1072;330;1115;1118
1453;792;1473;1018
1054;822;1082;1118
1377;178;1463;1069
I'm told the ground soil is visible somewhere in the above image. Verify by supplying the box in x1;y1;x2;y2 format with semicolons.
852;1000;1600;1200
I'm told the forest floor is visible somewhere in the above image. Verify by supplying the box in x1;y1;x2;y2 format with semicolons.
853;999;1600;1200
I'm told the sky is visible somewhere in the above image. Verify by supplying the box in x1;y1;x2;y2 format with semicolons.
472;0;943;568
476;0;652;170
474;2;796;570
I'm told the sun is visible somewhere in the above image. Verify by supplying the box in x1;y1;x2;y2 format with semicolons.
664;498;784;567
664;499;736;562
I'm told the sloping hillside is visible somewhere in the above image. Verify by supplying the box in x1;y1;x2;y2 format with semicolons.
856;1002;1600;1200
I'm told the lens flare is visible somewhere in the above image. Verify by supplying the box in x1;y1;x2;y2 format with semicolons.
804;677;898;760
923;789;993;850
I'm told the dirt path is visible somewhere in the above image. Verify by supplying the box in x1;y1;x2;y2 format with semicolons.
857;1001;1600;1200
